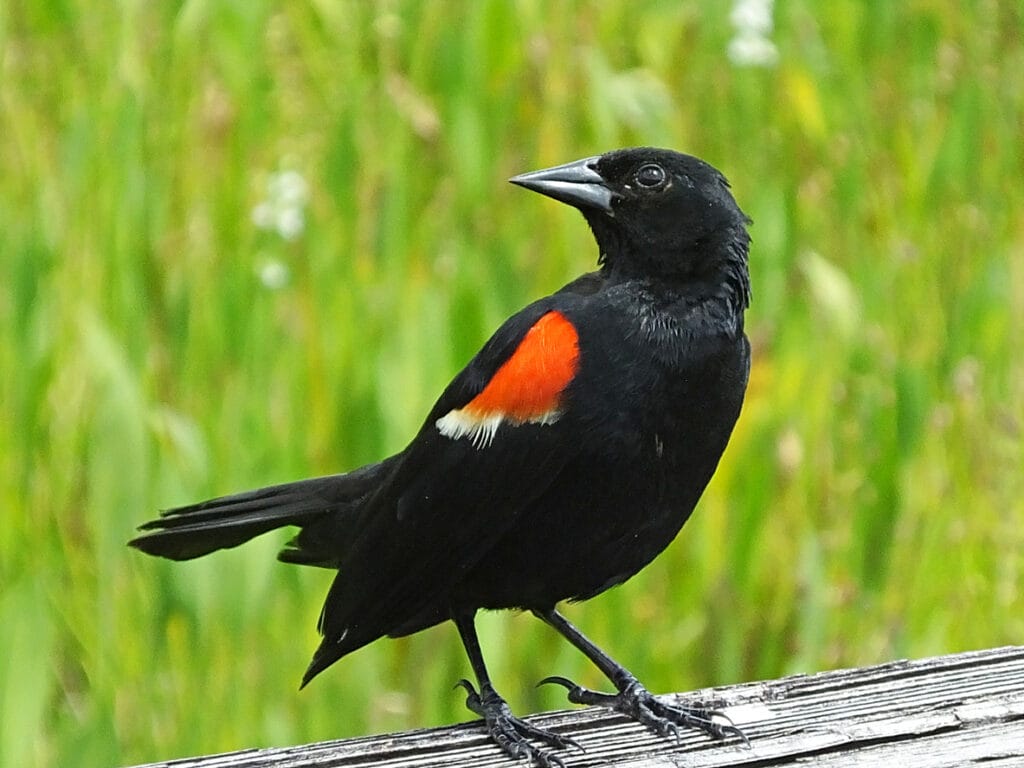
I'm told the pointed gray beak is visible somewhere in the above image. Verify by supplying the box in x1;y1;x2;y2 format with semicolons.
509;155;614;213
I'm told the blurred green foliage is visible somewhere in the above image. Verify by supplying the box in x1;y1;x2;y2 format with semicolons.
1;1;1022;766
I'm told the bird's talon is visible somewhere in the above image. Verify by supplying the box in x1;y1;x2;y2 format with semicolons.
454;678;485;715
537;675;577;691
664;720;680;742
711;715;750;747
733;727;752;749
554;679;749;746
457;677;576;766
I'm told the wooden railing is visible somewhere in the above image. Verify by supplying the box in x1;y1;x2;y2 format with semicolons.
130;645;1024;767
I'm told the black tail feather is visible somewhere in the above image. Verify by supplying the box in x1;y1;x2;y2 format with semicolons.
129;459;397;562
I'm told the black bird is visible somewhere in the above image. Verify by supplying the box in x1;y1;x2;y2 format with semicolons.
131;147;752;766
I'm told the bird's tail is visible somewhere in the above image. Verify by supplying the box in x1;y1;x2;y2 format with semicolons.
128;459;397;565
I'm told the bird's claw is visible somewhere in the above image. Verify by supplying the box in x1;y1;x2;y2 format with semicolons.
454;678;481;710
537;675;575;690
456;679;582;766
541;675;748;746
538;675;618;707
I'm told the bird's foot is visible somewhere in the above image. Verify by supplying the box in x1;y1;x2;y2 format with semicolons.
456;679;582;767
539;675;747;746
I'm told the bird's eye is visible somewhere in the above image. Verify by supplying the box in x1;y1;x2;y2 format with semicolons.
635;164;666;188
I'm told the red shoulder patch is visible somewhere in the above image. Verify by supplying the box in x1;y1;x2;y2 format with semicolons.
467;311;579;420
436;311;579;447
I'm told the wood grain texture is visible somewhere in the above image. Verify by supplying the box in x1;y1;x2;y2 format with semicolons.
129;646;1024;767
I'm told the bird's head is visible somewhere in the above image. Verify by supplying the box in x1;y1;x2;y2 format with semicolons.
511;147;751;296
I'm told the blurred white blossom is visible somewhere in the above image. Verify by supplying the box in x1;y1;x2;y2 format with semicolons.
252;169;309;240
255;257;290;290
728;0;779;68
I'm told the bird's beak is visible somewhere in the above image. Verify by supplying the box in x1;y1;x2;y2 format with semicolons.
509;156;614;213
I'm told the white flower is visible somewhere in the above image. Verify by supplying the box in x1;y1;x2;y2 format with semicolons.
252;169;309;240
731;0;774;35
251;201;274;230
728;33;779;67
256;258;290;290
275;206;305;241
269;170;308;209
728;0;778;68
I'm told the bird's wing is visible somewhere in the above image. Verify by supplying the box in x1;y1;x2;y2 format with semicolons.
303;296;593;682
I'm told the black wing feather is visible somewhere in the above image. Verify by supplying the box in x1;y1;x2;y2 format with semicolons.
301;295;588;683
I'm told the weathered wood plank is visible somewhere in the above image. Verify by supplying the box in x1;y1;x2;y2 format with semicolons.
131;646;1024;767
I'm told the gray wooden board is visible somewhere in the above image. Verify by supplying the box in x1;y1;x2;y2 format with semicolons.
130;645;1024;767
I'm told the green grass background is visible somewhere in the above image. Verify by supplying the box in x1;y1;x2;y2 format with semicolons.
2;1;1022;766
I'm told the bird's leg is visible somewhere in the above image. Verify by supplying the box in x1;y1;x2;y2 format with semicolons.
453;610;580;767
534;608;746;744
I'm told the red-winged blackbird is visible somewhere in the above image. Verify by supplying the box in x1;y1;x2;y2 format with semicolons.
131;147;752;767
